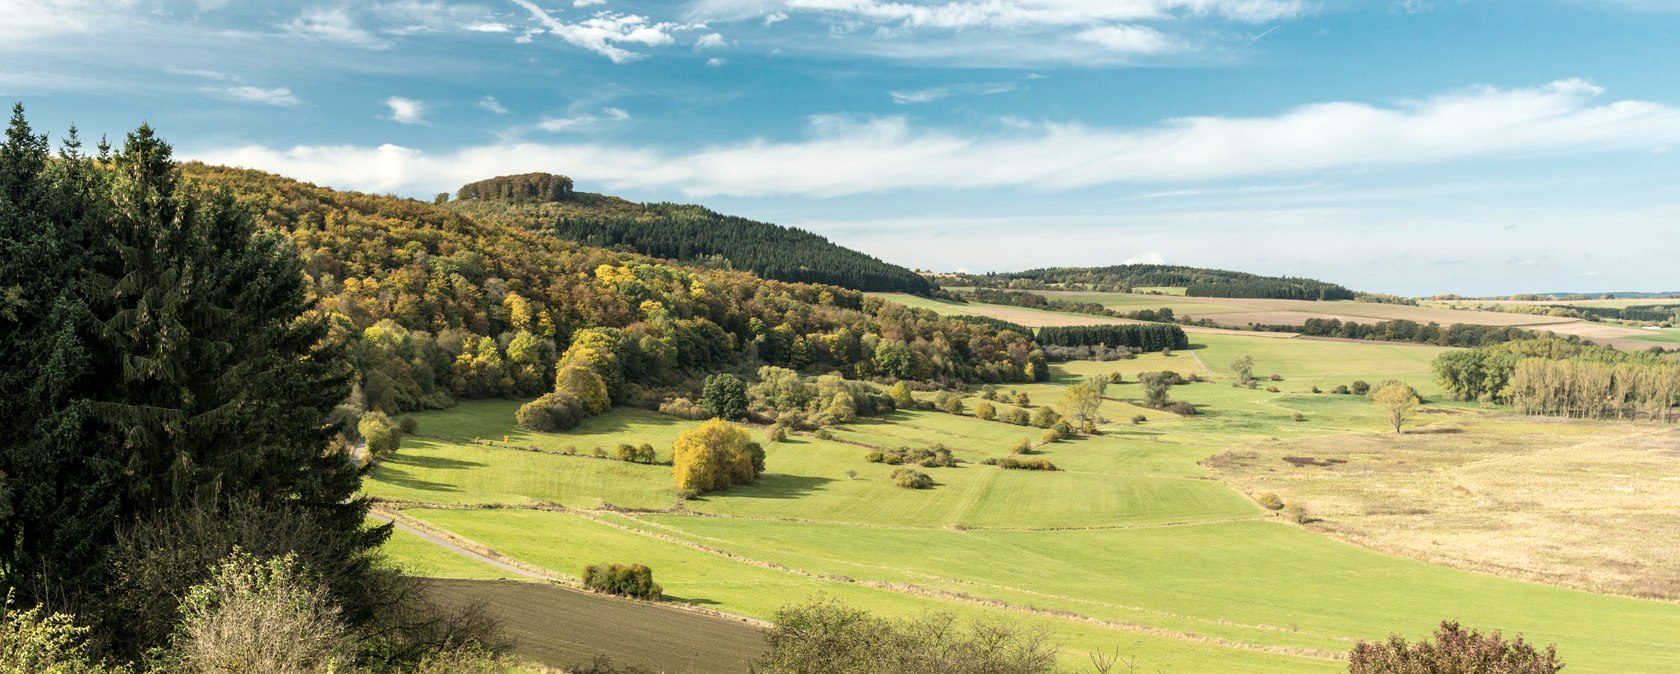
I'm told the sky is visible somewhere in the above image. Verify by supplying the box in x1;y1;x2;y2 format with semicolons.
3;0;1678;296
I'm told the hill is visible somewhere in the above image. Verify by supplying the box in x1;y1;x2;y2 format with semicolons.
946;264;1356;300
447;173;931;294
180;164;1038;416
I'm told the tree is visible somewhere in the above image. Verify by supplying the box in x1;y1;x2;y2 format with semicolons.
672;419;760;494
1058;383;1103;434
974;400;997;421
702;373;749;421
1231;355;1255;386
0;112;378;619
1372;383;1421;434
887;381;917;409
1030;406;1061;428
1349;620;1561;674
357;411;401;457
1140;372;1173;409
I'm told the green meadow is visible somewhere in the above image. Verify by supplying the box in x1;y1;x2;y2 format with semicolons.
370;330;1680;673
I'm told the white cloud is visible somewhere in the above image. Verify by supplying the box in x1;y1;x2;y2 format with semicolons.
511;0;698;63
535;106;630;131
706;56;727;66
764;10;789;24
466;21;512;32
576;0;607;5
1123;251;1168;264
386;96;425;124
478;95;508;114
1074;24;1174;54
890;81;1022;105
194;80;1680;198
602;106;631;121
690;0;1311;27
284;7;390;48
0;0;133;42
202;85;302;106
695;32;727;48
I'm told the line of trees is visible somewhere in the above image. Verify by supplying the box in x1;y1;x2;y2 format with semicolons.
455;172;574;203
949;264;1354;300
1434;339;1680;420
1255;317;1561;348
1035;325;1189;352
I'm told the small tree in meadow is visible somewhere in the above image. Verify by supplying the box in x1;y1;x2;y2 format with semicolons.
974;400;997;421
672;419;762;494
702;373;749;421
1373;383;1421;434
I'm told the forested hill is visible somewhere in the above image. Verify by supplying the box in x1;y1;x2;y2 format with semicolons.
179;164;1039;415
447;173;931;294
955;264;1355;300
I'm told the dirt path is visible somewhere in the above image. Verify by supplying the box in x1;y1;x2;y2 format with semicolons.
1188;349;1211;372
370;510;548;581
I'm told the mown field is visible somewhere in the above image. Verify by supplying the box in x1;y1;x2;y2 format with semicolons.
369;335;1680;674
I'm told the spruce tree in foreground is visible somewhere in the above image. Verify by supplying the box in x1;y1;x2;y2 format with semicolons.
0;107;381;643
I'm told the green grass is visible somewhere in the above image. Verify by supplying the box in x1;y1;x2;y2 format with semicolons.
377;521;518;580
374;334;1680;674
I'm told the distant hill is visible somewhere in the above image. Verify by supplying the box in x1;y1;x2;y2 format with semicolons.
448;174;931;294
950;264;1355;301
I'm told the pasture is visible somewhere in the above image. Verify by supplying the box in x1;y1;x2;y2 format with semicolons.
370;331;1680;673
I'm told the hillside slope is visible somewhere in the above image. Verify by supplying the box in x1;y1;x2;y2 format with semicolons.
448;173;931;294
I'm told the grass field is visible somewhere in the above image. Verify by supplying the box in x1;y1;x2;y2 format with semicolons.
371;331;1680;673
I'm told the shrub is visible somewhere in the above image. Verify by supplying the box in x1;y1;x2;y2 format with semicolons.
1257;493;1285;510
1311;386;1322;394
1283;501;1311;524
591;446;607;458
1010;438;1033;454
755;599;1060;674
171;550;355;674
973;400;997;421
997;456;1059;471
844;469;857;480
0;591;122;673
582;563;662;600
1040;429;1059;445
1167;401;1198;416
658;397;712;420
615;443;638;462
639;443;658;463
870;445;956;468
1187;372;1204;383
1348;621;1562;674
570;656;656;674
397;415;419;434
980;385;998;401
672;419;763;494
1131;414;1147;424
1029;406;1060;428
1002;408;1031;426
1351;380;1371;396
1269;373;1283;381
887;381;917;409
1014;391;1031;407
702;373;749;420
935;391;966;415
1049;421;1074;440
1292;412;1306;422
1266;386;1280;393
814;429;834;441
1332;384;1351;395
358;411;401;457
891;468;933;489
767;424;789;443
1108;371;1124;384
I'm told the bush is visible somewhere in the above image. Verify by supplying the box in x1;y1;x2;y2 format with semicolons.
1013;391;1031;407
1039;429;1059;445
1311;386;1322;394
1010;438;1033;454
1167;401;1198;416
814;429;834;441
1131;414;1147;424
973;400;997;421
358;410;402;457
638;443;658;463
1269;373;1283;381
935;391;966;415
755;599;1060;674
1351;380;1371;396
615;443;638;462
1293;412;1306;422
1256;493;1285;510
891;468;933;489
171;550;355;674
869;445;956;468
1332;385;1351;395
1266;386;1280;393
517;392;587;432
1349;621;1562;674
1283;501;1311;524
582;563;662;600
767;424;789;443
591;446;607;458
397;415;419;434
0;591;122;673
997;456;1059;471
702;373;749;420
1001;408;1031;426
1029;406;1060;428
1049;421;1074;440
658;397;712;420
1108;371;1124;384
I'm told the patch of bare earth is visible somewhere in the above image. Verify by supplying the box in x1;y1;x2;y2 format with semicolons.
1204;412;1680;601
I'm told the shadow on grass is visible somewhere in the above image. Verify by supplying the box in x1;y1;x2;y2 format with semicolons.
727;473;835;500
369;464;463;493
666;595;722;606
572;409;686;435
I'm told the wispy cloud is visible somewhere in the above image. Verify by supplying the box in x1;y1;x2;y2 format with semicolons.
890;81;1023;105
386;96;425;124
196;80;1680;198
535;106;631;132
0;0;131;43
477;95;508;114
695;32;727;49
1074;24;1174;54
284;7;390;48
202;85;302;107
511;0;700;63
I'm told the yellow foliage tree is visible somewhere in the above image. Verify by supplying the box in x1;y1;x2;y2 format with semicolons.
672;419;762;494
1372;383;1421;434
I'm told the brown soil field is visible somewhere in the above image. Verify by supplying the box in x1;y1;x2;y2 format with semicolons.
424;578;767;674
1205;413;1680;601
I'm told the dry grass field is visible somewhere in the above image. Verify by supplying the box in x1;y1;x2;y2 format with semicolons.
1205;412;1680;600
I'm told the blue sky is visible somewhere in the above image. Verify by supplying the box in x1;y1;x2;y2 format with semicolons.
4;0;1678;296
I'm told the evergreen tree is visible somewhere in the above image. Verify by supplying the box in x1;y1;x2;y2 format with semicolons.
0;110;378;614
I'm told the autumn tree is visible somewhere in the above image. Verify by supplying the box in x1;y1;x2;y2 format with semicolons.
1058;382;1103;434
1349;621;1561;674
1231;355;1255;387
672;419;763;494
1372;382;1421;434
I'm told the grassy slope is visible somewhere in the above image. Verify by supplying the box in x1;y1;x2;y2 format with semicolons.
373;333;1680;674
